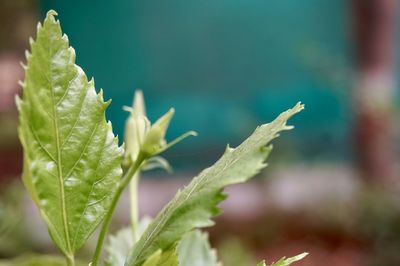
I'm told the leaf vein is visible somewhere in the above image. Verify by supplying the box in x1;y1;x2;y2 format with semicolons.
70;125;107;248
64;122;100;180
60;83;88;149
28;123;57;163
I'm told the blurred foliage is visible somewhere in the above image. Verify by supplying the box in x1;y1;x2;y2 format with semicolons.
218;237;255;266
1;179;400;264
353;188;400;266
0;114;19;149
0;182;33;257
0;254;85;266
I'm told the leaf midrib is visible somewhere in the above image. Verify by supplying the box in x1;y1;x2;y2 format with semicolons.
46;25;73;255
132;139;264;264
132;161;228;263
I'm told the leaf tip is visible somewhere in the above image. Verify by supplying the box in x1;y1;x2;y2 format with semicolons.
18;80;25;88
24;50;31;60
133;89;146;115
122;105;132;113
105;98;112;107
294;101;305;112
15;95;22;108
19;60;27;70
36;22;42;32
68;47;76;60
225;144;235;153
62;34;69;44
188;130;198;137
46;9;58;19
296;252;309;259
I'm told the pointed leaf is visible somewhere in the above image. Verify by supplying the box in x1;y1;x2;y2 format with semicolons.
17;10;123;257
125;103;304;265
178;230;220;266
141;156;172;173
270;253;308;266
256;261;266;266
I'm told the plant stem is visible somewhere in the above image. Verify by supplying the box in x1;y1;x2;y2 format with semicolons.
91;153;146;266
130;171;140;242
66;255;75;266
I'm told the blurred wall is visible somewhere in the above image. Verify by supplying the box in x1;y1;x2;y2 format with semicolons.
0;0;38;179
40;0;352;168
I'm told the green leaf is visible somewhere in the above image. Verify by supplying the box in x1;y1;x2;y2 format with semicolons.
0;254;85;266
106;217;153;266
17;10;123;258
177;230;220;266
269;253;308;266
125;103;304;266
105;227;134;266
123;90;150;165
143;248;179;266
256;261;266;266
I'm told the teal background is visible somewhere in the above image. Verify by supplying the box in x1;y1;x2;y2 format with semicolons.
40;0;352;168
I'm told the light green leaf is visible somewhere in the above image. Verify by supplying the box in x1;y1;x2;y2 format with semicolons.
106;217;153;266
125;103;304;266
123;90;150;165
0;254;85;266
177;230;220;266
105;227;134;266
141;156;172;173
256;261;266;266
143;248;179;266
17;10;123;258
123;90;196;161
270;253;308;266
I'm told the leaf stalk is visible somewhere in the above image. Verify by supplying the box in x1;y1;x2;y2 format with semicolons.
130;171;140;243
91;152;146;265
66;255;75;266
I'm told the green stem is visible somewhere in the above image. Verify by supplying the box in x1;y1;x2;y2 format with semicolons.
91;153;146;266
66;255;75;266
129;171;140;242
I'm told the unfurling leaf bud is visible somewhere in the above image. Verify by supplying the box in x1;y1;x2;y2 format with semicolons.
124;90;150;163
141;108;175;156
124;91;196;161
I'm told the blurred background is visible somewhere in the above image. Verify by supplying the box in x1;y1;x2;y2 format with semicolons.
1;0;400;265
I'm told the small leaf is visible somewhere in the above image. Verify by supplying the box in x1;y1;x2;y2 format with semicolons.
106;217;153;266
125;103;304;265
256;261;266;266
141;156;172;173
17;10;123;257
105;227;134;266
178;230;220;266
124;90;150;164
124;91;195;160
143;248;179;266
141;108;175;156
270;253;308;266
